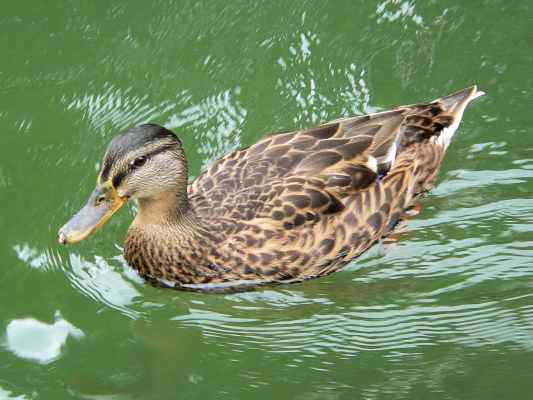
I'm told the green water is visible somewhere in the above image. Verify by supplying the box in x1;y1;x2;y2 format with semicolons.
1;1;532;399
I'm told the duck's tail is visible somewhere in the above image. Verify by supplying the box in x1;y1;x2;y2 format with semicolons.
432;85;485;149
383;86;485;200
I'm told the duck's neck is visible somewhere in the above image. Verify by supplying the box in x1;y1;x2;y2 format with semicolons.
125;191;220;284
134;190;192;229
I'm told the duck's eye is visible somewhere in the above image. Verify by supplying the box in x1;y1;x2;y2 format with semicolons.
131;156;147;168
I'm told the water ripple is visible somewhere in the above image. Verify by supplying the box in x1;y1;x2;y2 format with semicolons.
165;87;247;171
0;385;27;400
166;292;533;358
64;83;181;133
435;167;533;195
276;28;375;125
65;253;142;319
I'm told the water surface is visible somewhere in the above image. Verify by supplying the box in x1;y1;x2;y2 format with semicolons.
1;1;532;399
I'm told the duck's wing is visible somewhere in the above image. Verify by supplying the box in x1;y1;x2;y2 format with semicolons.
189;109;406;210
190;86;484;220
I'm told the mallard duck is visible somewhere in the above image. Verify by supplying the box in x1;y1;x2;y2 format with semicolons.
58;86;484;291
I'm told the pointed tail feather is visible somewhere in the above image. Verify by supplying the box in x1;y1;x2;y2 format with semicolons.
436;85;485;109
434;85;485;148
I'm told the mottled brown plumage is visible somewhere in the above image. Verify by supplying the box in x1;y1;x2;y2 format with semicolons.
59;86;484;292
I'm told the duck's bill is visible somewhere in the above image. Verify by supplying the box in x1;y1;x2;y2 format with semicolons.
58;185;126;245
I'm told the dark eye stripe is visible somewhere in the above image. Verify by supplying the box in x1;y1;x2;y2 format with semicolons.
112;170;129;189
143;143;176;159
100;159;114;183
111;143;177;188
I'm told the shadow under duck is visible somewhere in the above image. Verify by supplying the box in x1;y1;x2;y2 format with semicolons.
58;86;484;291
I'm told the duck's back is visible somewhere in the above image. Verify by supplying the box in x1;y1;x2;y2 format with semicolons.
186;87;483;282
189;108;404;217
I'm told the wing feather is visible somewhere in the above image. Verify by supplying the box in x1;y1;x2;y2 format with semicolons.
189;110;409;220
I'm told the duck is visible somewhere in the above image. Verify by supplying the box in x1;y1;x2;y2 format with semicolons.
58;86;484;291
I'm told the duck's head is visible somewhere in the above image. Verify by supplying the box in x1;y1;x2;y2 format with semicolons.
58;123;187;244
